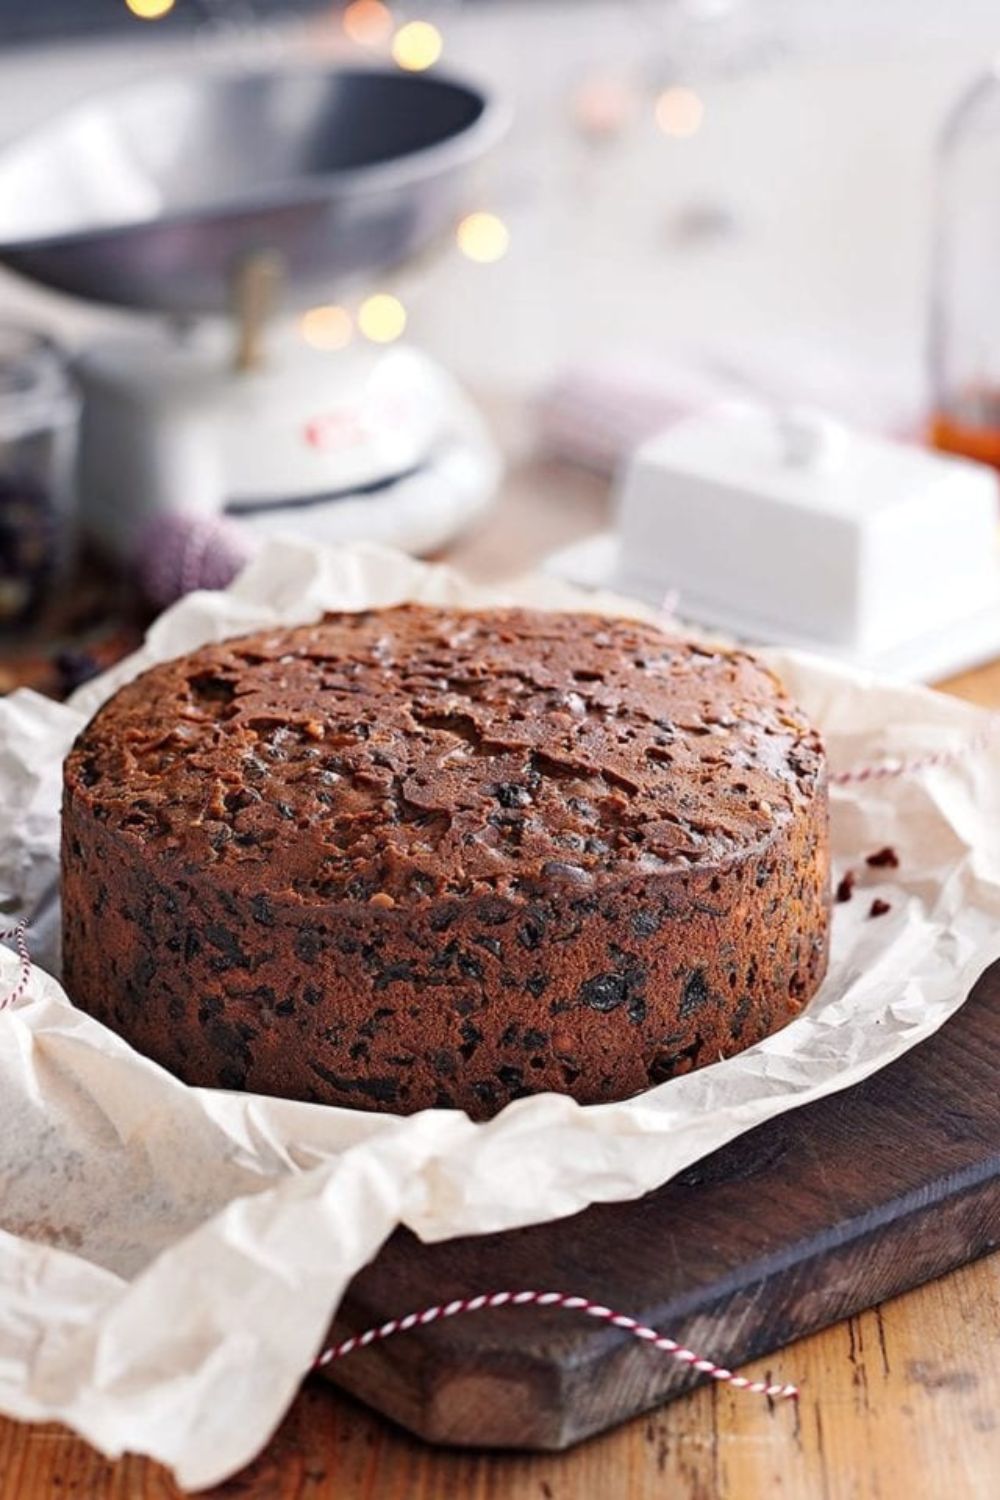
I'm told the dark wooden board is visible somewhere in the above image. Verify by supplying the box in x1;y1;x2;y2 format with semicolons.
319;962;1000;1449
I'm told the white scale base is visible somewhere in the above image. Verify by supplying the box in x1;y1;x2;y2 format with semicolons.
76;333;502;563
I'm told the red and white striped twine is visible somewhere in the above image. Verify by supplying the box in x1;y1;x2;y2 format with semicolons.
314;1289;797;1401
0;922;30;1012
830;722;996;787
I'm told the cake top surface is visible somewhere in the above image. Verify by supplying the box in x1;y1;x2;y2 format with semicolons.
65;605;824;902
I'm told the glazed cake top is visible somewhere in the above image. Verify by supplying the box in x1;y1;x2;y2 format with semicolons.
65;605;824;903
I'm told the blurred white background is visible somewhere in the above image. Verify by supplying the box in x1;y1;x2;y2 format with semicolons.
0;0;998;420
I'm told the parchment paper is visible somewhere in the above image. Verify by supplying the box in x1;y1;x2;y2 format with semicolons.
1;539;998;1491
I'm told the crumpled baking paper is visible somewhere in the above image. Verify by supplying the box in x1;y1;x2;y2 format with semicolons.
1;539;998;1491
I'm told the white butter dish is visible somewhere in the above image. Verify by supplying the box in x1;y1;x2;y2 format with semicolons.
544;403;1000;681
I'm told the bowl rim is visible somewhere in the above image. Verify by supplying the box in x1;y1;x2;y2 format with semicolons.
0;62;510;255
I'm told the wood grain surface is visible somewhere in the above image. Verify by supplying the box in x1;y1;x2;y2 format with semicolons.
320;966;1000;1451
2;452;999;1499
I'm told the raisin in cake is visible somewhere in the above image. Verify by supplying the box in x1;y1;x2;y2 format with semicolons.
61;605;829;1117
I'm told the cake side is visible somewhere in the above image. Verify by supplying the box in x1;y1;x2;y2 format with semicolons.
61;794;827;1114
61;604;830;1117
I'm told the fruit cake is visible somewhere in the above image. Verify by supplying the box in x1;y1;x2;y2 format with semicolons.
61;605;830;1117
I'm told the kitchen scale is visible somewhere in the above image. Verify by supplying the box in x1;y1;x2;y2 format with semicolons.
0;63;507;590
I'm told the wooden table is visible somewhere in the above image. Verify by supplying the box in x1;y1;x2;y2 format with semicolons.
2;455;999;1500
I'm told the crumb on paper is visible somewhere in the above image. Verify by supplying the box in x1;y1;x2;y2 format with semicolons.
836;870;856;904
866;846;900;870
869;898;891;918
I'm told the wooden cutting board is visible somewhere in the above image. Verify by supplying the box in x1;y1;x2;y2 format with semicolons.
321;962;1000;1449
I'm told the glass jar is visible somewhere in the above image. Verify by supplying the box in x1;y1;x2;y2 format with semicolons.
0;326;79;634
929;63;1000;471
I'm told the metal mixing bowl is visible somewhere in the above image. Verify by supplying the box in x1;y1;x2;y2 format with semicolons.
0;65;506;316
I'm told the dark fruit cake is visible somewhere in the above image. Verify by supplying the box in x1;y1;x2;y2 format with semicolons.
61;605;830;1117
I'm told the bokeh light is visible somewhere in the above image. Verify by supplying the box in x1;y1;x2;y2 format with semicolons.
392;20;443;71
300;305;353;351
125;0;175;16
456;211;510;264
572;74;637;142
358;294;407;343
343;0;394;46
654;86;704;138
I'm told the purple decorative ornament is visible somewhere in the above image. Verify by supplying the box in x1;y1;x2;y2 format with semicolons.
135;511;253;607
